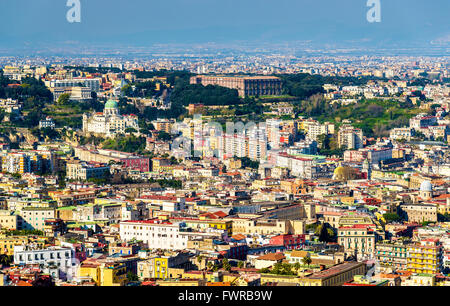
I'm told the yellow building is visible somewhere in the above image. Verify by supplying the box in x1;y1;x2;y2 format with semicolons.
223;158;242;170
138;257;169;279
182;218;232;236
341;197;355;206
153;257;169;279
48;189;96;207
333;165;358;181
251;179;280;190
0;235;45;255
137;252;191;280
151;158;172;173
56;206;75;221
0;211;18;230
156;279;205;286
1;153;27;174
280;179;307;195
222;273;240;284
181;270;227;283
435;197;450;215
208;220;232;235
402;273;436;286
78;261;128;286
0;236;28;256
260;273;301;285
407;239;443;274
167;267;185;279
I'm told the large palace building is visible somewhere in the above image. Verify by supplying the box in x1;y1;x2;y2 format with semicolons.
82;99;139;137
189;75;282;97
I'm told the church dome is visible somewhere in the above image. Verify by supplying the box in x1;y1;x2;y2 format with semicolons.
105;99;119;109
333;165;357;181
333;166;349;180
420;180;432;192
334;166;346;177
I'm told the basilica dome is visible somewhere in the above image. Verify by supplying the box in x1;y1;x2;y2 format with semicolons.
419;180;432;192
105;99;119;109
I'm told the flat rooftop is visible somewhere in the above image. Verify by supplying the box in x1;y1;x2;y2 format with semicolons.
307;262;364;280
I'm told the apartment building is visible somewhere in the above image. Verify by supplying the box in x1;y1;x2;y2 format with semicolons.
49;189;96;207
375;240;410;271
20;207;56;231
390;127;414;141
152;118;176;133
66;159;110;181
47;78;101;91
301;120;335;141
338;124;363;149
51;86;92;102
119;219;189;250
14;245;77;280
409;114;437;129
407;238;443;274
0;236;45;256
137;252;190;280
77;260;128;286
338;224;378;259
0;98;22;114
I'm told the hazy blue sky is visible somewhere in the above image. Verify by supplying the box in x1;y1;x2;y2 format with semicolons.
0;0;448;49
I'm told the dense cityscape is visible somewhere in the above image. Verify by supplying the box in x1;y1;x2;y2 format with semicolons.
0;0;449;294
0;52;448;288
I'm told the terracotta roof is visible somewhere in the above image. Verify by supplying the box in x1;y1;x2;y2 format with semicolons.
17;280;33;286
213;211;228;218
231;234;246;241
435;194;450;200
289;250;309;258
256;252;285;261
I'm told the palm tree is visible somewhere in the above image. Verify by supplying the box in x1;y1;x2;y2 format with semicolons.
0;254;12;266
222;258;231;272
206;261;213;271
302;256;312;267
197;255;203;264
293;262;301;272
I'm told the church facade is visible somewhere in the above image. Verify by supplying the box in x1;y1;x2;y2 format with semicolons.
82;99;139;137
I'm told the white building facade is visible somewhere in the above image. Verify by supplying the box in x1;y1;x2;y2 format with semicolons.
119;220;189;250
